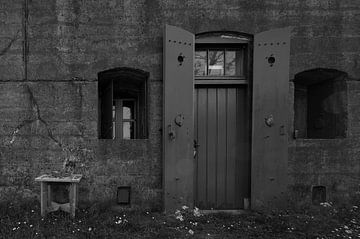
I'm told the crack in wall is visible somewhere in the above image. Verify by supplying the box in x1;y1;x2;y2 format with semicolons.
6;84;92;174
23;0;29;81
8;85;62;148
0;30;20;57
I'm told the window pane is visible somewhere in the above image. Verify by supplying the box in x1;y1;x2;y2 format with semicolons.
112;104;116;139
123;100;135;120
123;121;134;139
225;50;243;76
112;122;116;139
195;51;207;76
208;50;224;76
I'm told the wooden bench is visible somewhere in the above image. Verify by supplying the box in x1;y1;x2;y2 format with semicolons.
35;174;82;218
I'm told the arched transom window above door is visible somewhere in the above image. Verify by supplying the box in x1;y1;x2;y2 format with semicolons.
195;32;252;85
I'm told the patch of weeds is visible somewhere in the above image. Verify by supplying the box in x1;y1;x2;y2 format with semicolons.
1;199;360;238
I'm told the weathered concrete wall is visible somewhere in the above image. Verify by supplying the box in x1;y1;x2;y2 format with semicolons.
288;79;360;206
288;137;360;205
0;0;359;209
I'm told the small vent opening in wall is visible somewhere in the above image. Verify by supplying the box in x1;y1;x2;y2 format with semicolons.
312;186;326;205
117;186;131;205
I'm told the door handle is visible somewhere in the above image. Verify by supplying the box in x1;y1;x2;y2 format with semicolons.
193;140;200;158
193;139;200;148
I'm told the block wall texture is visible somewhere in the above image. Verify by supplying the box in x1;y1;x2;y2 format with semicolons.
0;0;359;209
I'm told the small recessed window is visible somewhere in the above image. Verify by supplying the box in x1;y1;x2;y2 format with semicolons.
98;67;148;139
294;68;348;139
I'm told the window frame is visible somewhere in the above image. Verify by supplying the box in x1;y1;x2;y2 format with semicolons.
195;43;250;85
98;67;149;140
293;69;348;139
114;98;137;140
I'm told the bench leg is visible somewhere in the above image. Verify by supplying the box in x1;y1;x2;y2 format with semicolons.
47;184;52;208
69;183;77;218
40;182;48;217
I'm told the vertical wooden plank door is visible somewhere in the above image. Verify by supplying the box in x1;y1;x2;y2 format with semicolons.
194;86;250;209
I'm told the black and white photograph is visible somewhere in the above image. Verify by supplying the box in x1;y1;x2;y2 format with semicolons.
0;0;359;238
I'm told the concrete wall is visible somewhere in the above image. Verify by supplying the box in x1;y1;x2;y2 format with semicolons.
289;78;360;206
0;0;359;209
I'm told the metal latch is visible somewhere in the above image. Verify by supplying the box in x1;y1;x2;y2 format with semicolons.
168;124;176;140
193;139;200;158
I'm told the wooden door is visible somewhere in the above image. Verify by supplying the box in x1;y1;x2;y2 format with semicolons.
194;86;250;209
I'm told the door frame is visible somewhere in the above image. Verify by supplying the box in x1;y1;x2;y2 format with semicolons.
194;32;253;210
163;25;291;212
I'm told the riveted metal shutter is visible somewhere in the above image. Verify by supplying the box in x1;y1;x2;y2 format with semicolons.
163;25;194;212
252;27;291;209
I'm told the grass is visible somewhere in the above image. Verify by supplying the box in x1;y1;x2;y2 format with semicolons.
0;199;359;238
